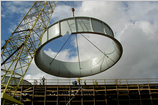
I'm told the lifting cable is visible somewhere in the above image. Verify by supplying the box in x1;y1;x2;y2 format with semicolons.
50;34;72;65
78;40;93;59
80;33;115;62
76;34;81;69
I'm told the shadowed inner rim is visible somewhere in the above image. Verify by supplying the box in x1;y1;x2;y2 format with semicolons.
35;32;122;64
42;33;115;62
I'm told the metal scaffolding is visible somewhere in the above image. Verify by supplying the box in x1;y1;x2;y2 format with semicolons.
1;78;158;105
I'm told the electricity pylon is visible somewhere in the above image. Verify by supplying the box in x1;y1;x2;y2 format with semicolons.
1;1;58;98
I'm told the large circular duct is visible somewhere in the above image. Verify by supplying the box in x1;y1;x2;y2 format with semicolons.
34;16;123;78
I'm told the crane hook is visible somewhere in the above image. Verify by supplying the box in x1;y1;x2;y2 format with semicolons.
72;8;75;17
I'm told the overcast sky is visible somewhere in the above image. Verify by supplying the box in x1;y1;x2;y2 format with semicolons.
1;1;158;81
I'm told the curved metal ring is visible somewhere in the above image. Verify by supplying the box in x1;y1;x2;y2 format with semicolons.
34;16;123;78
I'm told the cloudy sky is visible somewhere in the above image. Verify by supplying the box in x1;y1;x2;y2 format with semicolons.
1;1;158;81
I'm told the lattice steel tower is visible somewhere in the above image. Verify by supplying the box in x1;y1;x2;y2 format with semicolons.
1;1;58;101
